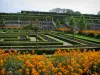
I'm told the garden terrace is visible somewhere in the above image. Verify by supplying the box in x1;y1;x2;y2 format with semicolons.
47;33;85;45
0;29;99;51
53;31;100;44
1;12;100;29
64;33;100;44
0;30;64;50
49;31;100;47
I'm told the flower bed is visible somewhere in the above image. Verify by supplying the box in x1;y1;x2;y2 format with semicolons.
0;49;100;75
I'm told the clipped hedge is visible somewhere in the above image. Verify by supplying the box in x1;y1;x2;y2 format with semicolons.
3;38;30;41
48;34;80;45
0;41;63;46
0;36;18;38
52;31;100;45
65;34;100;44
37;35;47;41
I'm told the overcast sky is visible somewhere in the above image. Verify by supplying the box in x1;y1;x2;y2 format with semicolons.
0;0;100;14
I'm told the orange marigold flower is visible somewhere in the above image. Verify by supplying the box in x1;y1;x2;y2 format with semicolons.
52;67;58;73
0;68;5;75
93;72;98;75
18;69;22;74
68;65;74;71
58;72;62;75
37;62;43;68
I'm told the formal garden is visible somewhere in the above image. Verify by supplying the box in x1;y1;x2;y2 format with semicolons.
0;12;100;75
0;28;100;75
0;29;99;53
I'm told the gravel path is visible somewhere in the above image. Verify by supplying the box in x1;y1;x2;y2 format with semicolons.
30;37;36;41
45;35;72;46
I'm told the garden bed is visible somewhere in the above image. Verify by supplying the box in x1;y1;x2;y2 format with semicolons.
0;49;100;75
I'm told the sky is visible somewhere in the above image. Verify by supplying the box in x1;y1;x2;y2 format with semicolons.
0;0;100;14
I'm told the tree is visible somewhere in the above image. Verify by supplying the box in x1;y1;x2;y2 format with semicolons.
97;11;100;15
66;9;74;14
45;16;51;21
77;15;85;30
56;19;61;28
84;19;90;30
77;15;89;31
1;17;6;29
74;11;81;15
69;16;75;39
49;8;74;14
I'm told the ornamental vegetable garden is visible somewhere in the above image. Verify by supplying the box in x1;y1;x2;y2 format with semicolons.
0;11;100;75
0;30;99;51
0;29;100;75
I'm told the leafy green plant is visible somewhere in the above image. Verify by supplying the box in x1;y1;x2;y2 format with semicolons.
4;56;24;74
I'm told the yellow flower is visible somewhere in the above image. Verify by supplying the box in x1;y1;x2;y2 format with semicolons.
93;65;96;70
26;68;30;75
32;50;35;54
42;68;46;72
0;60;3;67
78;68;83;74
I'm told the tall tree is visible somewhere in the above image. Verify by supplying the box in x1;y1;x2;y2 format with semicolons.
97;11;100;15
74;11;81;15
45;16;51;21
77;15;89;31
66;9;74;14
84;18;89;30
1;17;6;29
77;15;84;30
56;19;61;28
69;16;75;39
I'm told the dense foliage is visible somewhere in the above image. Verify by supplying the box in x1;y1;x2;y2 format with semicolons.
0;49;100;75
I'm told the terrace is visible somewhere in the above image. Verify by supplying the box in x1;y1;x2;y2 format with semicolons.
0;29;99;53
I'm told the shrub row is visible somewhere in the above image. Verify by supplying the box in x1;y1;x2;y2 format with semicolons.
53;31;100;45
44;35;62;42
48;34;81;45
37;35;47;41
0;36;18;38
0;41;63;46
3;38;30;41
76;36;100;44
0;33;28;35
64;34;100;44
